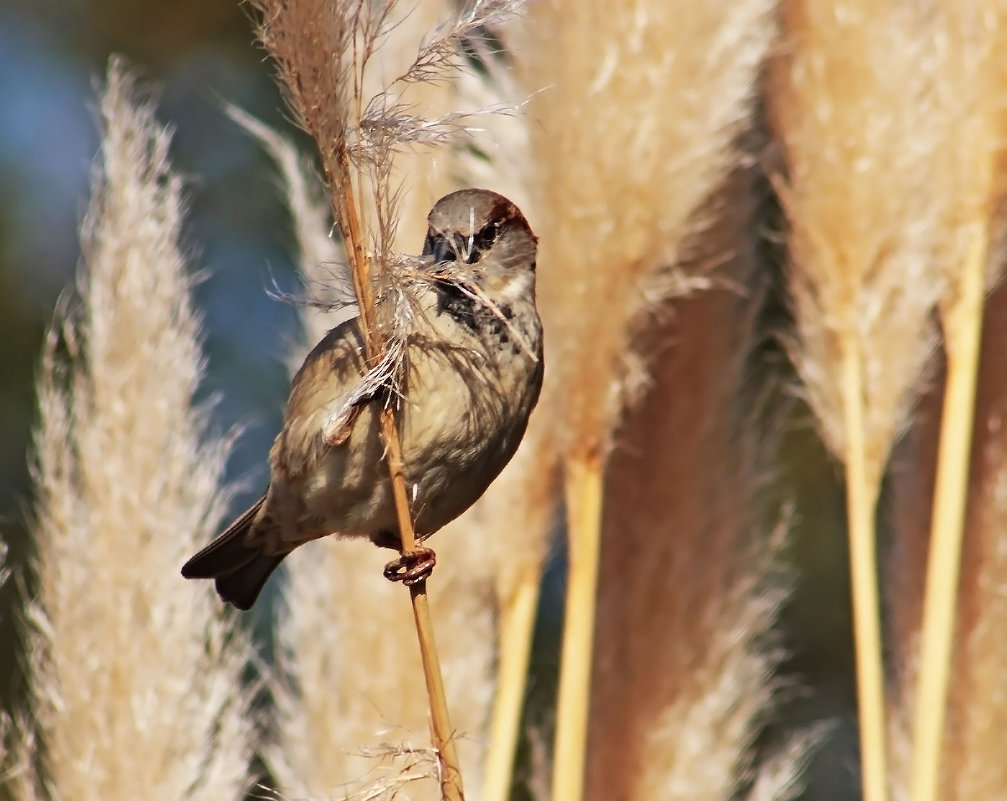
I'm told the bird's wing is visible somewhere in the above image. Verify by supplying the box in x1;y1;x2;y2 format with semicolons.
289;319;368;419
270;318;376;481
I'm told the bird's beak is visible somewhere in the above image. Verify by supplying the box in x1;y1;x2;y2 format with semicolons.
434;236;456;264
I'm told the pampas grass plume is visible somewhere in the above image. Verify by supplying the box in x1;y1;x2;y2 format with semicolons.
13;59;255;801
907;5;1007;799
586;164;810;801
511;0;776;797
769;3;955;797
516;0;774;455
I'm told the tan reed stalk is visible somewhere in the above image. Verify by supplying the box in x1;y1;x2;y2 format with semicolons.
511;0;775;796
769;4;958;798
13;59;255;801
477;425;559;801
585;162;811;801
246;1;526;796
887;279;1007;801
450;50;559;801
235;19;527;796
241;125;464;801
340;98;468;796
941;280;1007;801
485;574;538;798
909;250;984;801
909;5;1007;799
555;454;602;801
351;20;463;791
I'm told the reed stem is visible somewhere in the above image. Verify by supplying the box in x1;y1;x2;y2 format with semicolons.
553;454;604;801
483;569;541;801
840;340;889;801
910;226;988;801
333;147;465;801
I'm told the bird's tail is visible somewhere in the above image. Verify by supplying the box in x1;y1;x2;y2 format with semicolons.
181;493;285;610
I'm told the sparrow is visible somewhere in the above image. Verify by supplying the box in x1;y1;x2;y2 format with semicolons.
182;188;543;609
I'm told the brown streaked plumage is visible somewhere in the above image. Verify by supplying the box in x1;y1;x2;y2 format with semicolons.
182;189;542;609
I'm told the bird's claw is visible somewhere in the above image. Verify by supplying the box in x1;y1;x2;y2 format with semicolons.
383;547;437;586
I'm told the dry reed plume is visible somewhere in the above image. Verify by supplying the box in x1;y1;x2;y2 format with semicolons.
771;0;948;477
516;0;775;456
587;164;813;801
12;60;255;801
237;1;525;797
937;282;1007;801
510;0;776;797
905;5;1007;799
769;3;960;798
888;278;1007;801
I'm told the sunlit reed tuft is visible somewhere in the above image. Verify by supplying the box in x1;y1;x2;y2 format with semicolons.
13;59;255;801
906;6;1007;799
771;0;946;490
888;278;1007;801
512;1;776;796
515;0;775;456
585;164;811;801
769;3;959;797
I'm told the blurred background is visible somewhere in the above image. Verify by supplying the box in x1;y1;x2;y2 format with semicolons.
0;1;857;798
0;0;309;739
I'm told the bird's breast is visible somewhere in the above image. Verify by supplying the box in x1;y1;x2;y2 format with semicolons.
398;304;542;534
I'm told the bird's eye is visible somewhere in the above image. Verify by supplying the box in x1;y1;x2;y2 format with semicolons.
472;221;499;254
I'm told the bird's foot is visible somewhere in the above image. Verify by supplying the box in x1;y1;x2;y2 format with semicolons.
383;547;437;586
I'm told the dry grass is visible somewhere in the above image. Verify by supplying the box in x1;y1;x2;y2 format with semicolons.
12;59;255;801
770;0;946;492
769;3;962;797
511;0;776;796
584;163;806;801
888;277;1007;801
32;3;1007;800
905;6;1007;798
514;0;775;457
18;3;1007;801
